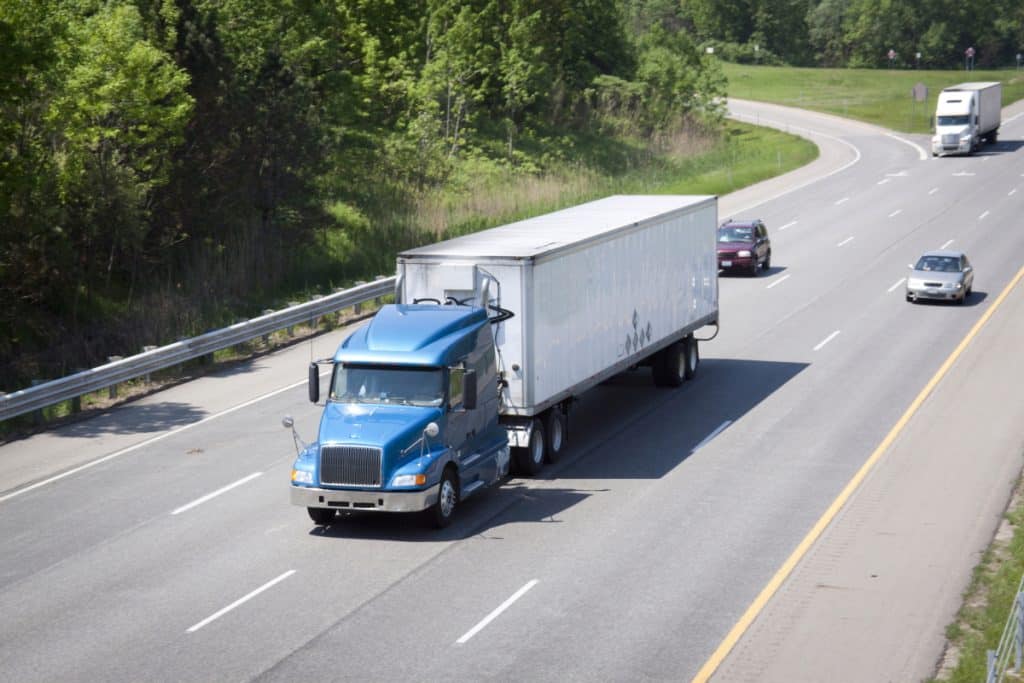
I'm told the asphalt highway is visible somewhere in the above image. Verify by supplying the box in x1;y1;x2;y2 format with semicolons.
1;99;1023;682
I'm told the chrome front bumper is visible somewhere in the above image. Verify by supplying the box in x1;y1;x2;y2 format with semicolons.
291;484;439;513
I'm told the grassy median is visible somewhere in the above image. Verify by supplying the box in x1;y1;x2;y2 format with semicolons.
723;64;1024;134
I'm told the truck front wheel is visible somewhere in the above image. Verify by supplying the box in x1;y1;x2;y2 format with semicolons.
516;418;546;476
429;467;459;528
307;507;336;525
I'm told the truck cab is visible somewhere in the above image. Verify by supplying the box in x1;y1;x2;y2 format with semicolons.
932;90;978;156
289;303;510;527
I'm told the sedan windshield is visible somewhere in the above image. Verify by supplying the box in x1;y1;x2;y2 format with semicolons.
937;115;969;126
914;256;961;272
330;364;444;407
718;226;754;242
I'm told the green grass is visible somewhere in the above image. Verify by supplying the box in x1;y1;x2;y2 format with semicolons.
723;63;1024;133
927;490;1024;682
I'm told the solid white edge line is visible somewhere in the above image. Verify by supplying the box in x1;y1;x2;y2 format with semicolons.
888;209;902;217
885;133;929;160
724;110;863;215
171;472;263;515
888;278;907;293
692;421;733;453
0;370;331;505
187;569;296;633
814;330;841;352
766;274;791;289
456;580;539;645
778;221;797;231
979;210;990;220
941;239;955;249
837;237;854;247
835;197;849;205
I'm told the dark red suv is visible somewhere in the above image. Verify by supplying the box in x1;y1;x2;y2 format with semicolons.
717;219;771;276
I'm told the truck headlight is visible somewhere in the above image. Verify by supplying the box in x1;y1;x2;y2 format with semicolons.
738;250;752;257
953;282;963;289
960;135;972;143
291;469;313;485
391;474;427;487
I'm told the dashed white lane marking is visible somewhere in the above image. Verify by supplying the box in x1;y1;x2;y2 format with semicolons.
953;171;976;177
1010;189;1018;196
979;210;990;220
814;330;841;352
835;197;849;206
692;421;733;453
0;377;315;505
877;178;891;185
171;472;263;515
457;580;539;644
766;274;791;289
778;221;797;231
837;237;854;247
888;209;902;218
929;188;939;195
888;278;907;293
941;239;955;249
187;570;296;633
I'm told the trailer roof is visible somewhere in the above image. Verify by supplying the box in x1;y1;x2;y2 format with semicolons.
945;82;1001;91
399;194;715;260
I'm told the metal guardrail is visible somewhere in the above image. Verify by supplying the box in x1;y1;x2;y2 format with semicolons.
987;573;1024;683
0;276;397;423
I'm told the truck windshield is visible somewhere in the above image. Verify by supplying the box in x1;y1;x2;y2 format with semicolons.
937;115;969;126
329;364;444;407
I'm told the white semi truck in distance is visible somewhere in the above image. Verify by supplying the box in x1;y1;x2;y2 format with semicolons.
932;82;1001;156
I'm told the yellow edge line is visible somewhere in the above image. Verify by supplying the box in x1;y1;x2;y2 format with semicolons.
692;262;1024;683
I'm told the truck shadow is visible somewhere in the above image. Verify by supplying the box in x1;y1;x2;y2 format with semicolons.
311;357;807;540
979;140;1024;154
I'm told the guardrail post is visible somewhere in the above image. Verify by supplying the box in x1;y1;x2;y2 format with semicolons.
311;295;323;328
142;346;157;382
107;357;123;398
354;282;367;315
30;380;44;424
988;649;997;683
374;275;387;306
287;302;299;336
71;370;84;413
261;310;274;344
1016;592;1024;671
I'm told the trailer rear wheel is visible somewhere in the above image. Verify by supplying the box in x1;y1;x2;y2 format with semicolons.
683;336;699;380
544;409;567;463
307;507;336;525
516;419;546;475
658;342;686;388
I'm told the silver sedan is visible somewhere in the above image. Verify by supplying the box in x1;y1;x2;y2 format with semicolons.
906;250;974;304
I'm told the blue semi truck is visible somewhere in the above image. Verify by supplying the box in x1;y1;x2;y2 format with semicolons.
288;196;719;527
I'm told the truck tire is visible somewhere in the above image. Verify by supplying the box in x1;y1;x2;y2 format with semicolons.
428;466;459;528
516;419;546;476
658;342;686;388
544;409;567;464
683;335;699;380
307;507;336;525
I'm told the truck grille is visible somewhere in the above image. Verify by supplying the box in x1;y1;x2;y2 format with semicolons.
942;134;959;145
320;445;382;487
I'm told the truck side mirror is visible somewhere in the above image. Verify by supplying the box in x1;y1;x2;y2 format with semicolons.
308;363;319;403
463;369;477;410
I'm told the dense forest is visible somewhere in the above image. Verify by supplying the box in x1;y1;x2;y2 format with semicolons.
2;0;1023;389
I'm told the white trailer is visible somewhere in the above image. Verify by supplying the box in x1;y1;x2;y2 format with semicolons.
396;195;719;471
932;81;1002;156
